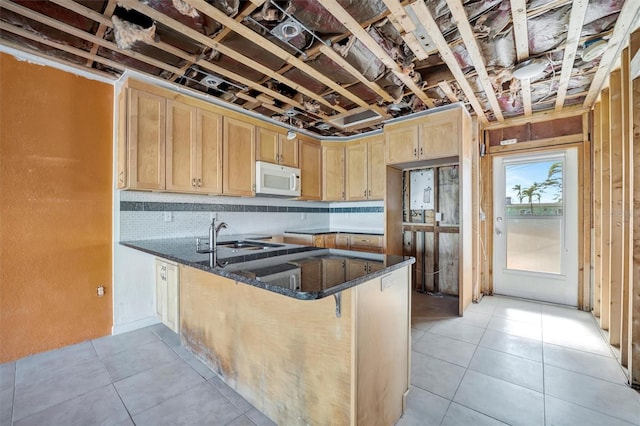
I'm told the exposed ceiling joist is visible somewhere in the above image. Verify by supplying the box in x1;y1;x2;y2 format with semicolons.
510;0;532;117
445;0;504;122
381;0;429;61
318;44;393;103
319;0;436;109
83;0;116;67
0;19;126;74
409;1;489;124
168;2;263;83
438;81;459;103
583;0;640;108
118;0;346;115
0;0;184;74
554;0;588;111
182;0;381;114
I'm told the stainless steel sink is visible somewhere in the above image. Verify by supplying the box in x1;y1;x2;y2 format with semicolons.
218;240;284;250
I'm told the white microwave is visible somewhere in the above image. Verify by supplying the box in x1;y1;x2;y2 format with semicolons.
255;161;301;197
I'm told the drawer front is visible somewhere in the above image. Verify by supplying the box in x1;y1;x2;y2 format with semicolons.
348;234;384;253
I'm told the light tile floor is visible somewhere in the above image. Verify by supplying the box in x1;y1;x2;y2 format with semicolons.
401;293;640;426
0;324;275;426
2;295;639;425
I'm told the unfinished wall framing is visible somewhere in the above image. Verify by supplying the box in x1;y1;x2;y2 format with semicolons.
591;26;639;387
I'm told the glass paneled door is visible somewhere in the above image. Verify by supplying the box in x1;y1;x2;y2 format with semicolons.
492;149;578;306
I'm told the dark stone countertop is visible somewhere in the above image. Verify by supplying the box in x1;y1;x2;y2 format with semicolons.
284;228;384;236
120;236;413;301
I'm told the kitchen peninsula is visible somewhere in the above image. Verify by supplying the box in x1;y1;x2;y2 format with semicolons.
122;237;414;425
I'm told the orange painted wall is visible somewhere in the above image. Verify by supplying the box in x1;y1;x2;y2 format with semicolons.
0;54;113;362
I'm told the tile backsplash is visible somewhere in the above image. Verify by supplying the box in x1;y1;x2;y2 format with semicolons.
119;191;383;240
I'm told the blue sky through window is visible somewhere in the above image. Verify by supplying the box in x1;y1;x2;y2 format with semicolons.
505;160;562;204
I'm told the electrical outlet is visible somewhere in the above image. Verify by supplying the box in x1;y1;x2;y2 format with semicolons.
164;212;172;222
97;285;105;297
435;212;443;222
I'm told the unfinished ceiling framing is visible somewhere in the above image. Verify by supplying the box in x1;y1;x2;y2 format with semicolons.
1;0;638;136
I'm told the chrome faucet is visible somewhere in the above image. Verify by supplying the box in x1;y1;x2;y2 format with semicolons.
196;218;228;268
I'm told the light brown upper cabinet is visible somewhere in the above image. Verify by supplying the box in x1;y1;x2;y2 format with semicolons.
298;139;322;200
322;144;345;201
165;100;196;192
345;136;385;201
161;100;223;194
223;117;255;196
122;88;166;190
385;109;459;165
256;127;299;168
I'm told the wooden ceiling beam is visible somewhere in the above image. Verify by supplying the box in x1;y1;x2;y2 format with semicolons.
382;0;429;60
583;1;640;108
445;0;504;121
0;0;184;74
554;0;589;111
409;1;488;124
0;36;116;80
318;44;394;103
510;0;532;117
0;20;125;75
318;0;436;108
437;81;459;103
118;0;346;115
183;0;377;112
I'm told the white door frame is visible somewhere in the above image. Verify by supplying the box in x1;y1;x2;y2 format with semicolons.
492;148;579;306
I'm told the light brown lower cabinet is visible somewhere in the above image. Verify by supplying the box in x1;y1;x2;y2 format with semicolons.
155;258;179;333
180;264;410;426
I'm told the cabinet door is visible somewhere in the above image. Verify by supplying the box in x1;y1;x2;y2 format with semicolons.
345;142;368;200
166;100;196;192
324;233;337;249
298;140;322;200
420;113;459;159
117;89;127;189
322;258;346;288
197;109;222;193
127;89;166;189
347;259;370;281
335;234;350;250
384;125;419;165
312;235;326;248
367;137;385;199
165;262;180;333
322;145;345;201
155;260;167;321
223;117;255;196
256;127;279;164
278;134;299;167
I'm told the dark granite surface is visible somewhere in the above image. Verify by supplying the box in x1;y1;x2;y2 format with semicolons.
121;236;413;300
284;228;384;236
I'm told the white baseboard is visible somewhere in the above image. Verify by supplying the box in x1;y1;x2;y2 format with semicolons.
112;316;160;335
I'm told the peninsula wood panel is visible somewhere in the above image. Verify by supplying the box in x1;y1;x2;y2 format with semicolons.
0;53;112;362
609;70;624;346
180;265;411;425
180;266;353;425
